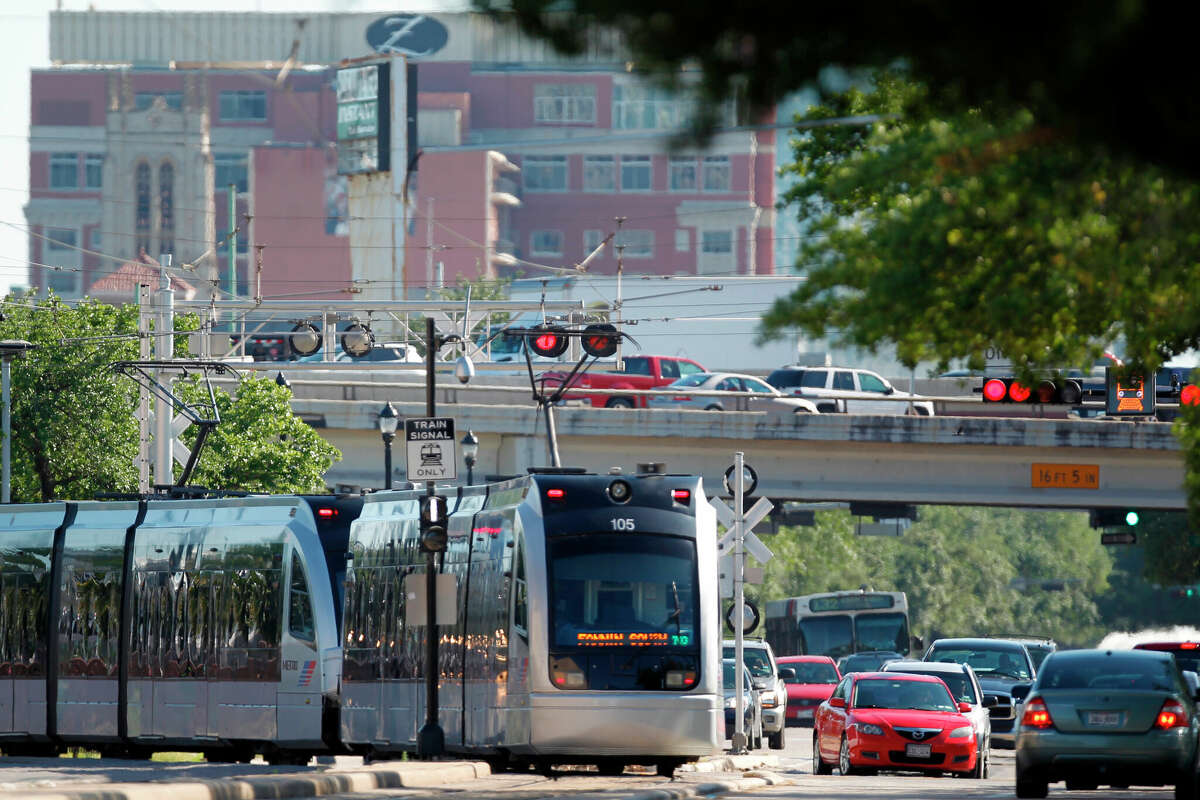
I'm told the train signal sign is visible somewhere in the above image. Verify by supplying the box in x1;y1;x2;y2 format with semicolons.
528;325;570;358
405;417;457;481
1101;530;1137;545
1105;367;1155;416
581;323;619;358
982;377;1082;404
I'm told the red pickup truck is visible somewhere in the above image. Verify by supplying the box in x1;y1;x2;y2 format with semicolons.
541;355;707;409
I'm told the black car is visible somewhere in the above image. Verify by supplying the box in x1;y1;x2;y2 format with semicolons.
924;637;1038;747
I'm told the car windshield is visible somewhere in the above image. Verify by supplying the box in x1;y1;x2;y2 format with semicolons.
723;646;773;678
722;662;749;692
928;645;1031;681
841;652;898;673
668;374;711;389
890;669;976;703
1039;654;1180;692
854;678;957;712
784;662;839;684
547;534;698;650
1025;644;1054;671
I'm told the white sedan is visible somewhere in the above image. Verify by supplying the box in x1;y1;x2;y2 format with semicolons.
647;372;819;414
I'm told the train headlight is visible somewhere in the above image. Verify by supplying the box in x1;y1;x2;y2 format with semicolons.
665;670;696;689
608;479;632;503
724;696;737;708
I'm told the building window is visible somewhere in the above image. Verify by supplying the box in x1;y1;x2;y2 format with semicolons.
583;155;615;192
703;156;731;191
90;229;101;249
135;91;183;111
219;90;267;121
530;230;564;257
702;230;733;254
620;155;652;191
159;161;175;257
47;271;79;295
214;152;249;193
135;162;151;255
84;153;103;189
49;153;78;189
613;85;698;130
534;84;596;123
669;157;697;191
675;229;690;252
523;155;568;192
616;229;653;258
45;228;77;253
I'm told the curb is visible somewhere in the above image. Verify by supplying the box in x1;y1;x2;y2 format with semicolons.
627;773;791;800
0;760;492;800
682;754;780;773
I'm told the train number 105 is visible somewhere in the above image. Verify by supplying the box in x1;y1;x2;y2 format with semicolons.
610;518;636;531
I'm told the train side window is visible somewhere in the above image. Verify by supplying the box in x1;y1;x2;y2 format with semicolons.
288;551;315;644
513;533;528;640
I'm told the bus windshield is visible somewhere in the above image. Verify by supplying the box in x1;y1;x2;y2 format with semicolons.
855;612;910;654
547;534;698;650
798;615;853;660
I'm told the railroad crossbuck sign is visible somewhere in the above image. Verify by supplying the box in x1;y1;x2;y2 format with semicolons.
712;495;774;599
405;417;457;481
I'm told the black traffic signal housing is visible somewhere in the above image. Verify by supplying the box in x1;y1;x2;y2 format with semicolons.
528;325;570;358
981;377;1083;404
1170;586;1198;600
581;323;619;358
1089;508;1141;528
419;494;449;552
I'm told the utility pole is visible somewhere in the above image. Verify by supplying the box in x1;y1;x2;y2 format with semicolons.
137;283;152;492
227;183;237;305
153;257;175;487
614;216;626;367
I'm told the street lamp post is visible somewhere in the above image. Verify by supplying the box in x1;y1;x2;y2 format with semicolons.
461;429;478;486
377;402;398;490
0;340;34;504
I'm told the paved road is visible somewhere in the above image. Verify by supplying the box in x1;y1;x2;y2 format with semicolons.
0;733;1183;800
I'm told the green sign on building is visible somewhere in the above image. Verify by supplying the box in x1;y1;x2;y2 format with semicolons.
336;62;390;174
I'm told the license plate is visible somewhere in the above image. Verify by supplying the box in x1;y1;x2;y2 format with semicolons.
796;709;813;719
1087;711;1121;727
905;743;932;758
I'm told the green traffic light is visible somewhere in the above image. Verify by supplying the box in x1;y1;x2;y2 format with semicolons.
1188;588;1195;598
1125;510;1140;526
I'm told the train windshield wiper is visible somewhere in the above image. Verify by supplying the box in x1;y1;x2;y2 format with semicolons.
667;580;682;633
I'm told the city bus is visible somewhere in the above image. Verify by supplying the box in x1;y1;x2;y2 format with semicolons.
764;590;913;660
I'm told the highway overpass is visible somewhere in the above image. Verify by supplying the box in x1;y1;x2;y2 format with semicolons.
289;394;1186;511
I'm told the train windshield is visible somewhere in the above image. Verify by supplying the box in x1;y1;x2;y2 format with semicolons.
548;534;698;649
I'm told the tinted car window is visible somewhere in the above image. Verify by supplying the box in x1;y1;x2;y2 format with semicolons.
670;374;710;388
785;662;839;684
859;373;889;393
1039;654;1180;692
660;359;681;379
716;378;739;391
801;370;828;388
929;645;1031;681
624;357;651;376
766;369;805;389
891;668;976;703
854;678;956;712
723;646;774;678
745;378;775;393
833;371;855;390
678;361;705;376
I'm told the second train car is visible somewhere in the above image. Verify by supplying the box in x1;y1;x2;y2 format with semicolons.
0;469;722;773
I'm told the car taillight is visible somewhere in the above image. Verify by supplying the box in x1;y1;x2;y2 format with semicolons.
1157;699;1189;729
1021;698;1054;730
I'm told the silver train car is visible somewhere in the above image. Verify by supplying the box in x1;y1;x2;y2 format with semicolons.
0;470;722;772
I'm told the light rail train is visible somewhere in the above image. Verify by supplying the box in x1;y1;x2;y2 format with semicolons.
0;470;722;774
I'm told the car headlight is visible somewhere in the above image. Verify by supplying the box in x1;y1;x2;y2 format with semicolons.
857;723;884;736
949;726;973;739
760;691;777;708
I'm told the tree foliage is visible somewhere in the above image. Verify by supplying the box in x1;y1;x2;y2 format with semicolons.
478;1;1199;177
750;506;1113;648
764;72;1200;377
0;293;340;501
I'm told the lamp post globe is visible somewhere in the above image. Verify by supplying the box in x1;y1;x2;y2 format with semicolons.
461;429;479;485
377;402;398;489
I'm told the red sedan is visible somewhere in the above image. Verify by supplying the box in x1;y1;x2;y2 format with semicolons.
813;671;978;777
777;655;840;726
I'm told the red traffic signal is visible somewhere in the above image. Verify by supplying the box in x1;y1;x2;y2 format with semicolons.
581;323;619;358
1182;384;1200;406
529;325;569;358
982;377;1082;404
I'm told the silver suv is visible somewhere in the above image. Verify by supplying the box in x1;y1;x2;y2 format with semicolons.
723;639;788;749
765;366;935;416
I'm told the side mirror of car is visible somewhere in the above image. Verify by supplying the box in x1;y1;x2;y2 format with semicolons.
1011;683;1032;702
779;667;796;681
981;695;998;708
958;701;973;713
829;697;846;708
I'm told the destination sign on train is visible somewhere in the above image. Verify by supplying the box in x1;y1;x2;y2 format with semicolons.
576;631;691;647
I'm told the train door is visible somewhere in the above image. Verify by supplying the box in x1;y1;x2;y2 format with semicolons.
277;549;322;747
